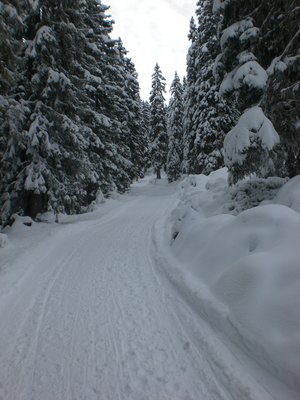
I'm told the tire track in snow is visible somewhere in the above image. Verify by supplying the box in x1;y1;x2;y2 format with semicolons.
0;247;80;400
0;178;277;400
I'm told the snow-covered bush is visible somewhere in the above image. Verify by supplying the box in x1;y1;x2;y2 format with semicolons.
226;176;287;214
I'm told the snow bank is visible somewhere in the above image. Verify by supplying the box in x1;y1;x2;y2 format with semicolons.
10;215;34;232
272;175;300;213
167;170;300;390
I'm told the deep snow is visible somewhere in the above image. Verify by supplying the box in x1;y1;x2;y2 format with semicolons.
168;169;300;397
0;173;299;400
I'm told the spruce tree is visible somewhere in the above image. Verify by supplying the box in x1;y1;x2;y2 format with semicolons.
193;0;237;174
141;100;152;173
183;0;237;176
0;0;25;95
123;54;148;180
149;63;168;179
260;0;300;177
214;0;299;182
182;17;198;174
100;38;134;192
0;0;29;223
1;0;112;220
167;72;184;182
0;0;142;224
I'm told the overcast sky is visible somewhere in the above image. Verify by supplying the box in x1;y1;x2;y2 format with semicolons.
107;0;196;101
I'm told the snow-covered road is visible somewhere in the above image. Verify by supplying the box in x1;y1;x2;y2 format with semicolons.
0;178;292;400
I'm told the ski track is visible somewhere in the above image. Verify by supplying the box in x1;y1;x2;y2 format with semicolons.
0;179;284;399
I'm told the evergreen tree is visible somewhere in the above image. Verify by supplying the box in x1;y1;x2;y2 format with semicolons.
193;0;237;174
0;0;29;223
0;0;143;224
167;72;184;182
183;0;237;175
182;17;198;174
100;37;134;192
260;0;300;177
123;54;148;179
0;0;25;95
141;100;152;172
214;0;299;182
149;63;168;179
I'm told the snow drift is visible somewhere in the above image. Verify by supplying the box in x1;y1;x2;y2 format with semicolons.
166;169;300;391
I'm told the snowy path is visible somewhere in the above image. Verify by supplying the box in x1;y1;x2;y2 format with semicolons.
0;178;287;399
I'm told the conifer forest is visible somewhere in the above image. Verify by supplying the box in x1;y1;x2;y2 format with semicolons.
0;0;299;222
0;1;300;399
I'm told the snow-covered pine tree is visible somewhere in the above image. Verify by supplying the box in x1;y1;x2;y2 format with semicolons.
0;0;140;224
141;100;152;173
214;0;281;183
260;0;300;177
167;72;184;182
1;0;113;221
0;0;30;224
188;0;238;175
123;54;148;180
149;63;168;179
100;38;134;192
0;0;25;96
182;17;198;174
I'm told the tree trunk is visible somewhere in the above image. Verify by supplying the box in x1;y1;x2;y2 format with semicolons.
156;168;161;179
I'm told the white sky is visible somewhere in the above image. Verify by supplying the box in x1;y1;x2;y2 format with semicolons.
107;0;196;101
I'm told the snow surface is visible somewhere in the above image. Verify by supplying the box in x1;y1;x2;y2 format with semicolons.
272;175;300;213
0;233;8;248
167;169;300;397
0;173;300;399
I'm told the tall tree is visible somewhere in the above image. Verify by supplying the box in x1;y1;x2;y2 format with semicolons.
0;0;144;224
123;53;148;180
182;17;198;174
0;0;29;223
141;100;152;173
260;0;300;177
167;72;184;182
193;0;238;174
149;63;168;179
183;1;237;175
214;0;299;183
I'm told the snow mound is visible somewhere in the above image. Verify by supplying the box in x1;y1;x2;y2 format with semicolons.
272;175;300;213
10;215;34;233
168;170;300;390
